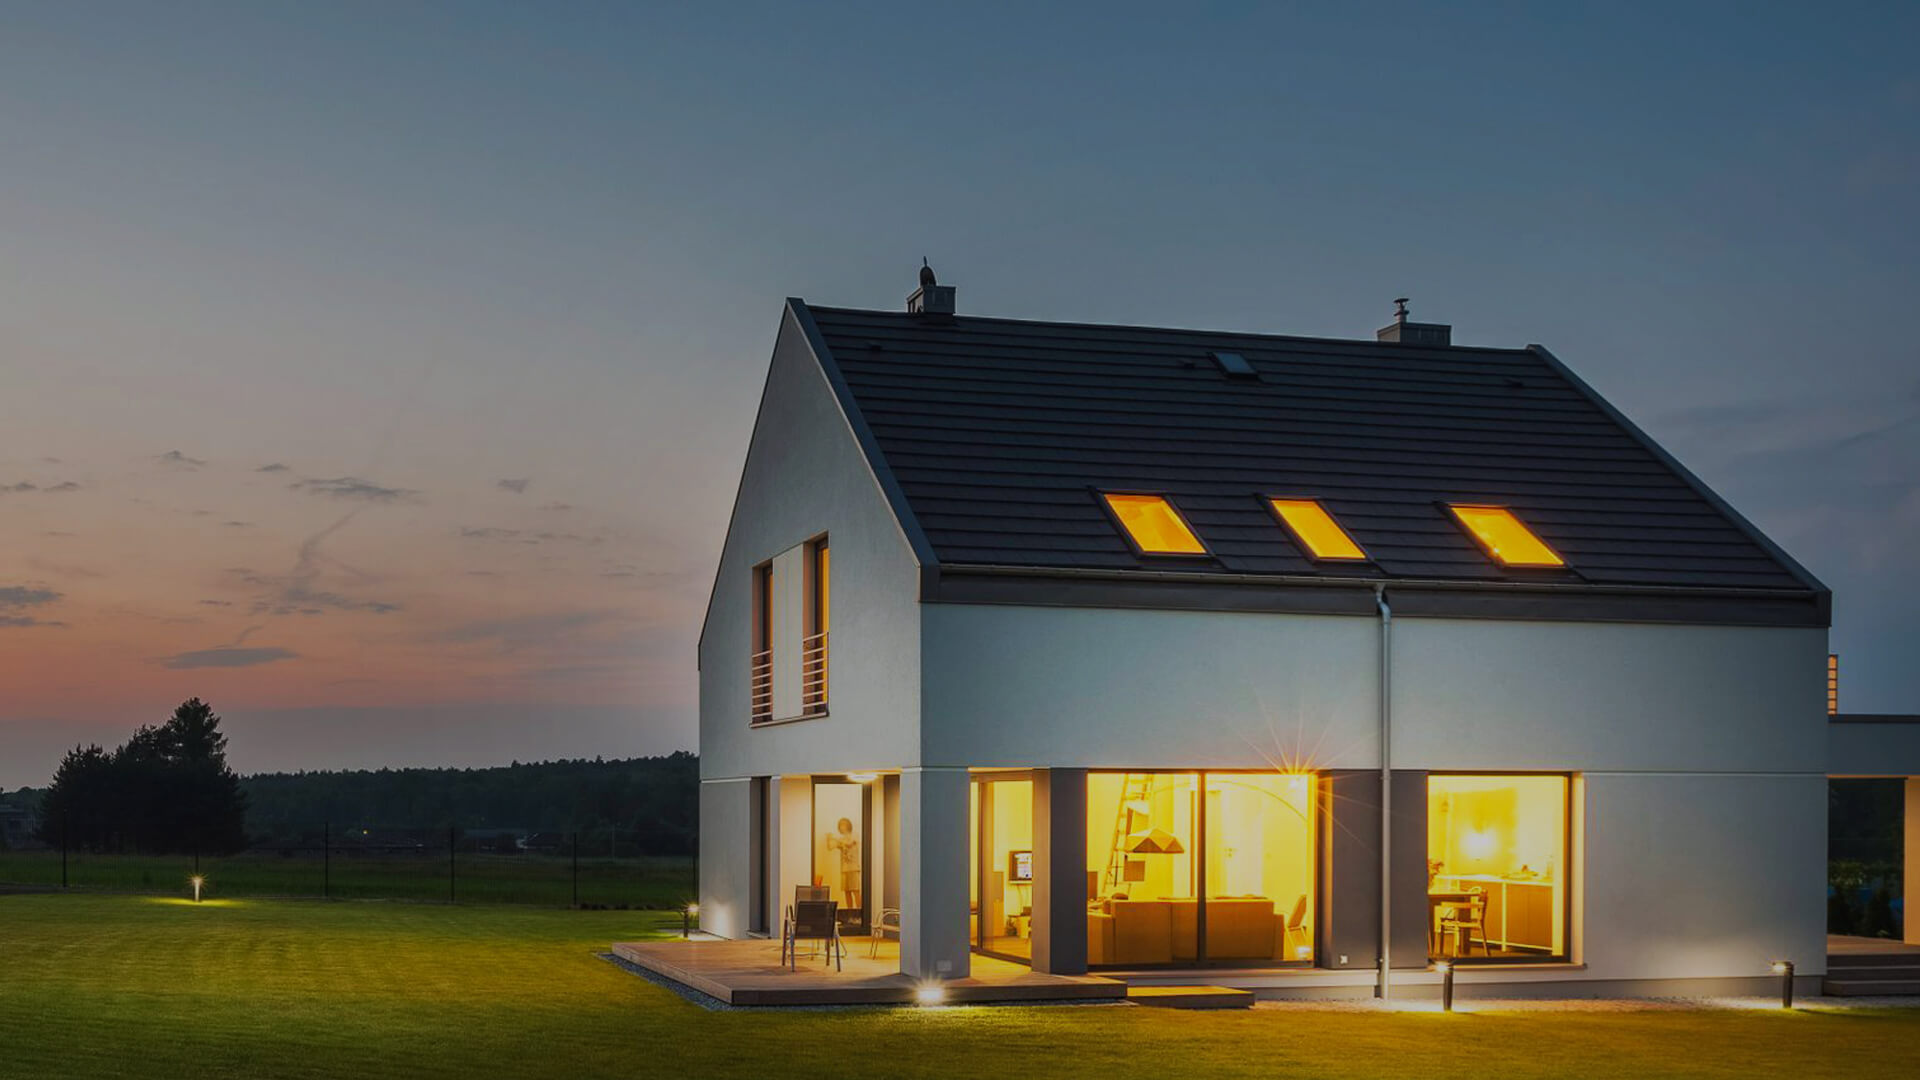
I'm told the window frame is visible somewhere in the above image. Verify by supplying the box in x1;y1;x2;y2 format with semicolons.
1094;490;1215;559
1441;502;1570;570
1424;770;1575;966
1262;495;1371;563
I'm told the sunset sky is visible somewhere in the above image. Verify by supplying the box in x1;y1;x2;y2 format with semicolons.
3;3;1917;788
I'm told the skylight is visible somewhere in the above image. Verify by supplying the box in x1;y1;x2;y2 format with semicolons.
1102;494;1207;555
1447;505;1565;567
1267;498;1367;561
1208;351;1257;378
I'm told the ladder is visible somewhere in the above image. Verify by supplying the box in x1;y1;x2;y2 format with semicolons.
1102;773;1156;895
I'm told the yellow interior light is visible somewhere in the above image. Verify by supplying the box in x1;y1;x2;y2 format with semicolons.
1103;494;1206;555
1268;498;1367;560
1448;505;1564;567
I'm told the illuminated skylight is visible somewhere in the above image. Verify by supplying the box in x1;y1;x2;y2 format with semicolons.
1447;505;1565;567
1102;493;1207;555
1267;498;1367;561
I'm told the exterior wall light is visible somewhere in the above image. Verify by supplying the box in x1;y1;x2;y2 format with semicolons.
846;772;878;784
1772;960;1794;1008
190;875;205;903
1434;960;1454;1012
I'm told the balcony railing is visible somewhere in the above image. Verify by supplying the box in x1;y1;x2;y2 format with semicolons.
749;648;772;724
802;631;829;715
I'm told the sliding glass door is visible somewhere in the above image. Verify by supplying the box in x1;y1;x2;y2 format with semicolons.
1085;771;1315;968
971;775;1034;962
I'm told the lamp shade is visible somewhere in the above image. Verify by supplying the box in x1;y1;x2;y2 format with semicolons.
1126;827;1186;855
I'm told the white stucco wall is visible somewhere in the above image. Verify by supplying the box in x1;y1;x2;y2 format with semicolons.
696;310;924;782
696;778;752;939
918;604;1381;770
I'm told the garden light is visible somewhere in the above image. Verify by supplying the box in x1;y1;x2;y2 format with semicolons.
915;982;946;1006
1435;960;1454;1012
683;902;698;939
1772;961;1794;1008
190;875;205;903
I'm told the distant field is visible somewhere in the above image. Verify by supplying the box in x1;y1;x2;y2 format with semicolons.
6;893;1920;1080
0;850;694;908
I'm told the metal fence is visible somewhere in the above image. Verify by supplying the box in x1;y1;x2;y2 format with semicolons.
0;822;694;909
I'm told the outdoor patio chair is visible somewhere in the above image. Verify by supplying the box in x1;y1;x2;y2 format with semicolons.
868;907;902;958
784;898;843;971
780;886;833;965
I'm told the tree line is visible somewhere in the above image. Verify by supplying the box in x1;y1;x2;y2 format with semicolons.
26;697;698;857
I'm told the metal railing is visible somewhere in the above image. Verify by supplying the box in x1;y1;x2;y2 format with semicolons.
802;631;829;715
750;648;773;724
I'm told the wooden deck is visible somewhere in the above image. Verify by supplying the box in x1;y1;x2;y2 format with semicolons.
611;937;1125;1006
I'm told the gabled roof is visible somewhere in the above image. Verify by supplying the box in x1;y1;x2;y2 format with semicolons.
789;300;1826;620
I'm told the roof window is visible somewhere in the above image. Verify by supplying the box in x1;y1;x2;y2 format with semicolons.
1267;498;1368;561
1447;505;1564;567
1102;494;1207;555
1208;351;1257;379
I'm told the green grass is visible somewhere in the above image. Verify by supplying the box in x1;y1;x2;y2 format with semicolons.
3;894;1918;1080
0;850;694;907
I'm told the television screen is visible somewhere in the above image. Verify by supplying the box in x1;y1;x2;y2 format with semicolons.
1009;850;1033;883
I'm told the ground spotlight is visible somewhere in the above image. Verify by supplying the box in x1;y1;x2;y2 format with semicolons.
1772;960;1794;1009
1435;960;1454;1012
915;983;946;1006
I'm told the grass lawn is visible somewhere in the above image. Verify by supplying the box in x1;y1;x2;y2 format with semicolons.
0;850;694;907
4;894;1918;1080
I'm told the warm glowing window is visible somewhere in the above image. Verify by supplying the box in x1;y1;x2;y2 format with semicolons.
1828;654;1838;715
1268;498;1367;561
1085;772;1315;967
1427;775;1568;962
1102;494;1207;555
1447;505;1564;567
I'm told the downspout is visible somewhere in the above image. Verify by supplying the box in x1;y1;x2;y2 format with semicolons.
1375;583;1393;1002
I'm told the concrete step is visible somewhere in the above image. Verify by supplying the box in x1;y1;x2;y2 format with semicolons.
1826;964;1920;981
1822;978;1920;997
1127;985;1255;1010
1828;953;1920;969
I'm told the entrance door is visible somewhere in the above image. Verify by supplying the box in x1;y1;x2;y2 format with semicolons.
812;780;871;936
971;775;1035;963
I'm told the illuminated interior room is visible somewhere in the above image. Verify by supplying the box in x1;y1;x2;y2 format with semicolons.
1084;772;1314;968
970;775;1034;960
1426;774;1568;961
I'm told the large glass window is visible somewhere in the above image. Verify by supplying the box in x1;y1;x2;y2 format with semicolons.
1085;772;1311;968
1427;774;1568;962
971;777;1033;961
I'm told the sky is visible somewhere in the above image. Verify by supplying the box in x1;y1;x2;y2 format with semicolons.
2;2;1916;788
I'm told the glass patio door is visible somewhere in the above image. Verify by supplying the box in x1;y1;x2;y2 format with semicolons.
812;780;871;935
971;775;1034;963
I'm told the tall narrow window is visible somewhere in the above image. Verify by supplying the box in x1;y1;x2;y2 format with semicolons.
1267;498;1368;561
1447;505;1565;567
750;563;773;724
804;538;829;714
1102;493;1208;555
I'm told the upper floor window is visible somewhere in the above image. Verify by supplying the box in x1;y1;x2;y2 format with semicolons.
1266;498;1367;561
750;535;828;726
1102;493;1208;555
1446;505;1565;568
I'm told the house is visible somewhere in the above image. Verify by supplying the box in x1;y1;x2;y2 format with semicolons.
696;267;1913;999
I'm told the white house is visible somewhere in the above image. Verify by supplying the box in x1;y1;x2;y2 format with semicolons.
697;268;1907;999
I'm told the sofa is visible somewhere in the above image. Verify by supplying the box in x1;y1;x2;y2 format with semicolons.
1086;897;1284;965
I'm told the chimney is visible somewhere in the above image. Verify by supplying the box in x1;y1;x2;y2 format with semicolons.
1376;297;1450;346
907;258;956;320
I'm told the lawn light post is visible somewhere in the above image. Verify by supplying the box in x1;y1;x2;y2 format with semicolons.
683;903;698;939
1773;961;1795;1009
1436;961;1454;1012
190;875;205;903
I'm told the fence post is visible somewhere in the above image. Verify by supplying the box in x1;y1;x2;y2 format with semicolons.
60;812;68;889
572;831;579;908
323;821;330;900
448;824;456;904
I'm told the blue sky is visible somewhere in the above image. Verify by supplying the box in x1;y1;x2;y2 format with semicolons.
1;2;1915;784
